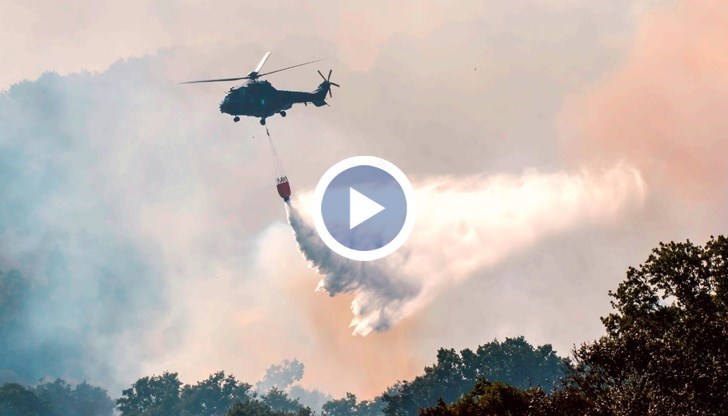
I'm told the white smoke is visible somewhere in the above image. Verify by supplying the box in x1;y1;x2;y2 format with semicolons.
288;163;647;336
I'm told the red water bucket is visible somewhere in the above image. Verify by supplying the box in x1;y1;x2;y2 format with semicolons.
277;180;291;202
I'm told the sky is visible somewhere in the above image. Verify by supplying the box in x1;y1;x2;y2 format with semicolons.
1;0;727;402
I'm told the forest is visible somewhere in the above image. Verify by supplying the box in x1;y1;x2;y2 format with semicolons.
2;236;727;415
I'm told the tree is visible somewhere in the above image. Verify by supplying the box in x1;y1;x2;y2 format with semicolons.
0;379;113;416
72;381;115;416
33;379;74;416
117;372;182;416
418;380;593;416
34;378;114;416
525;387;590;416
256;360;304;393
571;236;728;415
460;337;566;392
261;387;307;414
115;371;311;416
323;393;385;416
382;337;567;416
225;399;311;416
354;397;386;416
0;383;50;416
180;371;252;416
288;384;332;414
227;400;279;416
419;380;529;416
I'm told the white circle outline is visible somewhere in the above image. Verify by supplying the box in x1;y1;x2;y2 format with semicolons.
313;156;416;261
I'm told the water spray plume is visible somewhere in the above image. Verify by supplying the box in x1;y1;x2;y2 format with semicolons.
283;164;647;336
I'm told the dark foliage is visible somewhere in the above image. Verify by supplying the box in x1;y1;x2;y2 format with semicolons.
418;236;728;416
418;379;591;416
0;380;114;416
36;379;115;416
0;383;50;416
420;380;529;416
180;371;252;416
225;399;311;416
382;337;567;416
116;371;311;416
570;236;728;415
117;372;183;416
7;236;728;416
322;392;385;416
524;387;590;416
260;387;309;414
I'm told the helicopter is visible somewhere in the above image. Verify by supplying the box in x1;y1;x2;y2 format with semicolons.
182;52;339;125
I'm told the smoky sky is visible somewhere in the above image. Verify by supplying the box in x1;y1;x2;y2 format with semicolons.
0;71;166;386
4;0;724;401
0;55;292;389
0;48;373;393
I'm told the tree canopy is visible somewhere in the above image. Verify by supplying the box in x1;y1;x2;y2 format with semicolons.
180;371;252;416
113;370;312;416
419;235;728;416
381;337;567;416
570;236;728;415
0;380;114;416
4;235;728;416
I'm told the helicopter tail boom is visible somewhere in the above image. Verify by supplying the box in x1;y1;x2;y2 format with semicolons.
276;70;338;107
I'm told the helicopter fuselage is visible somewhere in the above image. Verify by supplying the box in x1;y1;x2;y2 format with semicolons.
182;52;338;124
219;79;328;122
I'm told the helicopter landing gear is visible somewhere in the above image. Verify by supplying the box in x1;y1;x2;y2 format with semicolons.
233;116;240;123
260;118;266;126
280;111;286;117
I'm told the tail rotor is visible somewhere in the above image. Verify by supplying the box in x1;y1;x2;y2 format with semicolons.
317;69;340;98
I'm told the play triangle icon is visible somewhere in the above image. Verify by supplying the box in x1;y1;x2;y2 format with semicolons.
349;188;385;229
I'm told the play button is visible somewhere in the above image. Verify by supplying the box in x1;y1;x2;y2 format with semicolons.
349;188;385;229
314;156;416;261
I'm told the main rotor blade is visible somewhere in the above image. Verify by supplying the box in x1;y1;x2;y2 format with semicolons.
258;58;327;78
330;82;340;87
255;51;272;73
318;70;326;81
180;76;249;84
328;69;332;80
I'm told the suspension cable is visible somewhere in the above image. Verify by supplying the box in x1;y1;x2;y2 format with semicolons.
265;125;286;180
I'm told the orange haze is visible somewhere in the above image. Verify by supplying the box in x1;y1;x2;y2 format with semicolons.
560;0;728;200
